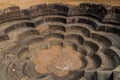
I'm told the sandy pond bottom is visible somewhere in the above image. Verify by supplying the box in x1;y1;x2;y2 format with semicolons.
33;46;84;77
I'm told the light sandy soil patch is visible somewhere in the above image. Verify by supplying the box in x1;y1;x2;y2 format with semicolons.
0;0;120;9
33;46;84;77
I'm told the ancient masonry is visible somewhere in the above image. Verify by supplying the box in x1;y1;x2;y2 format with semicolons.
0;3;120;80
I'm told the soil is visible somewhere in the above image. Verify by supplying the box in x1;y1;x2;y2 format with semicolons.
0;0;120;9
33;46;84;77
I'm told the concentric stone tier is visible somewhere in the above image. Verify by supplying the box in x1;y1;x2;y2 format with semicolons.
0;3;120;80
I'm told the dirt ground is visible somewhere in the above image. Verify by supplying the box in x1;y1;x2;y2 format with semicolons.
0;0;120;9
33;46;84;77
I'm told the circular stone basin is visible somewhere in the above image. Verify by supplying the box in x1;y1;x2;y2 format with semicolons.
33;46;84;77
